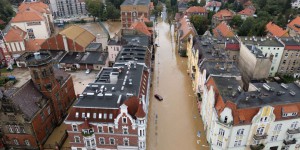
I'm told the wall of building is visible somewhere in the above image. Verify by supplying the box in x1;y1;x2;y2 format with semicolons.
120;5;150;28
50;0;87;18
11;21;50;39
278;49;300;78
107;45;122;62
4;41;25;55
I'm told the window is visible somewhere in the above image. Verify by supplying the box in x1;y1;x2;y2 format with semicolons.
218;129;225;136
109;127;114;133
91;139;95;146
224;116;228;123
291;121;298;129
87;113;90;118
74;136;80;143
72;125;78;131
123;117;127;124
47;106;51;115
271;135;278;141
217;140;222;147
285;53;288;57
24;139;30;146
98;126;103;133
123;127;128;134
99;137;105;144
256;127;264;135
40;112;45;121
110;138;115;145
124;138;129;146
14;125;20;133
283;60;287;64
109;113;113;119
271;67;274;71
275;53;278;57
20;126;25;133
292;112;298;116
274;124;282;131
99;113;102;119
8;125;13;133
82;113;85;118
13;139;19;145
75;112;79;118
104;113;107;119
234;140;241;147
93;113;96;119
282;145;290;150
237;129;244;136
253;139;260;145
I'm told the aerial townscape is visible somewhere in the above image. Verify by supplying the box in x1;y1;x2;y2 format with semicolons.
2;0;300;150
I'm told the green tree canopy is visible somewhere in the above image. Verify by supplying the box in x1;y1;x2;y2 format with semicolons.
190;15;209;35
105;2;120;20
0;0;14;23
230;15;243;28
86;0;103;21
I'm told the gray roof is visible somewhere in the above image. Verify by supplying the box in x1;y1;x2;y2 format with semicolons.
239;36;284;47
60;52;83;64
122;35;149;47
75;63;146;108
236;82;300;109
11;80;44;119
279;37;300;46
200;61;241;76
86;43;103;51
115;46;148;63
79;51;108;65
212;76;242;103
121;0;150;6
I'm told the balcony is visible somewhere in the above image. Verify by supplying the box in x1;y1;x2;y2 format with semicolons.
287;128;300;134
283;138;297;145
253;134;268;140
250;144;265;150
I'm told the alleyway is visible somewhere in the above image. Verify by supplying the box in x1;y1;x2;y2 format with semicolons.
146;19;209;149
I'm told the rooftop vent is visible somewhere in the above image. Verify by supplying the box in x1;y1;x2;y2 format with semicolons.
228;86;232;89
129;79;132;85
126;93;133;97
238;86;242;92
121;86;124;91
281;83;289;89
112;87;115;91
290;90;296;96
263;83;271;91
87;92;94;95
105;93;113;96
277;91;285;96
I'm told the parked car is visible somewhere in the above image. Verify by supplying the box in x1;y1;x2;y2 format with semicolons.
154;94;163;101
85;69;91;74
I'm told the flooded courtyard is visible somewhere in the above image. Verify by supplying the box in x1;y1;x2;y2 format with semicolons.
146;20;209;150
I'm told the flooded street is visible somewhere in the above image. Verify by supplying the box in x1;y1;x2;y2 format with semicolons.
146;20;209;149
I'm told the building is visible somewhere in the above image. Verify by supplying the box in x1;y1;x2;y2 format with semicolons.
205;1;221;12
41;25;96;52
213;21;235;38
107;37;122;66
64;43;151;150
266;22;289;38
201;75;300;150
288;16;300;37
11;1;54;39
212;9;235;28
49;0;87;18
0;52;76;149
277;37;300;78
224;37;240;61
176;16;197;56
178;1;189;12
238;8;255;20
185;6;208;18
239;36;285;77
120;0;151;28
291;0;300;9
238;42;272;89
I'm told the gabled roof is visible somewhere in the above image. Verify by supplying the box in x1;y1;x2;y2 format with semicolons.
238;8;255;16
205;1;221;7
213;21;235;38
130;22;151;36
11;8;44;23
178;17;196;40
213;9;235;19
288;16;300;34
186;6;207;14
135;101;146;118
59;25;96;48
4;26;26;42
266;22;289;37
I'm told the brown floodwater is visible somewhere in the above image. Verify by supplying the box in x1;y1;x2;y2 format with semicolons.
146;20;209;150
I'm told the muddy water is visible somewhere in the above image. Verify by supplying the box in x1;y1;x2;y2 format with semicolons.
146;21;209;150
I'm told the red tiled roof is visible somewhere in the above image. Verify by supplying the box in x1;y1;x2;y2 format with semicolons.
238;8;255;16
4;26;26;42
283;105;299;113
135;101;146;118
186;6;207;13
205;1;221;7
288;16;300;34
19;2;50;14
225;43;240;51
25;39;46;51
11;9;44;23
213;21;235;38
213;9;235;19
266;22;289;37
124;96;140;118
178;17;195;40
130;22;151;36
285;45;300;50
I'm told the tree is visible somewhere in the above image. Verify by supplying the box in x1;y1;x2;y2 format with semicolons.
238;17;255;36
0;0;14;24
105;2;120;20
190;15;209;35
230;15;243;28
86;0;103;21
187;0;200;7
199;0;206;6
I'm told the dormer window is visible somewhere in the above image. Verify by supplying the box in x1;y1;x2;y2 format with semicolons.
224;116;228;123
282;105;299;117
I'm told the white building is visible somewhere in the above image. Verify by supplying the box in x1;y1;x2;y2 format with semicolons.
205;1;221;12
201;76;300;150
239;37;285;77
107;37;122;66
49;0;87;18
11;1;54;39
292;0;300;9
